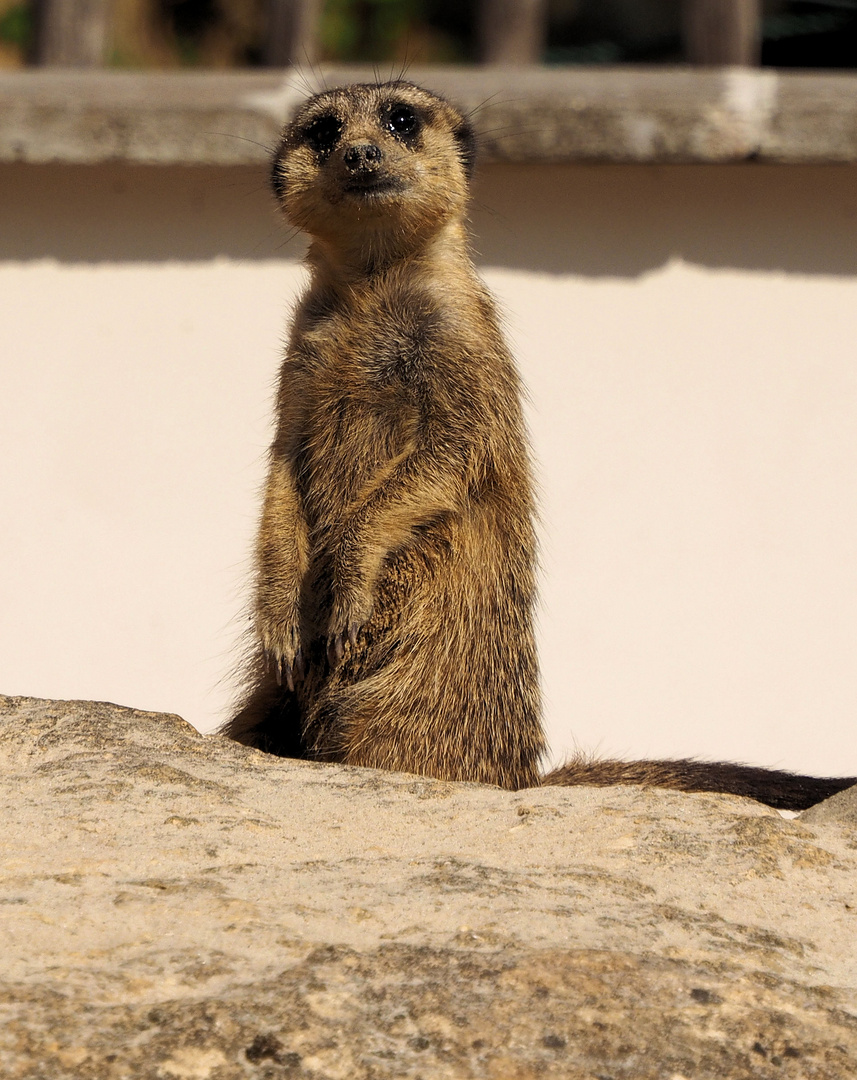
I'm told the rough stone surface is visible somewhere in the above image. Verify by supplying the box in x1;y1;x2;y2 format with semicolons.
1;694;855;1078
2;68;857;166
802;782;857;827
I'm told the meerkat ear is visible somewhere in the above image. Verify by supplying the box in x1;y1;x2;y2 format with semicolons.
453;119;477;180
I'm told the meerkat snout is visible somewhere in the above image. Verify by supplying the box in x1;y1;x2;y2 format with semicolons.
343;144;383;172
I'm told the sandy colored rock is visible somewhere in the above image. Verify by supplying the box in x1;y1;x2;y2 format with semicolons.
1;694;855;1078
802;782;857;826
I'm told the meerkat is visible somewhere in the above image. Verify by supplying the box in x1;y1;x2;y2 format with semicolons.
222;80;855;812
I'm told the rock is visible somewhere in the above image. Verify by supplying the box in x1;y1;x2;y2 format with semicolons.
802;782;857;826
1;694;855;1078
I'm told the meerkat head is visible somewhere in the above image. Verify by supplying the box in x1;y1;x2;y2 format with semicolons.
270;81;476;259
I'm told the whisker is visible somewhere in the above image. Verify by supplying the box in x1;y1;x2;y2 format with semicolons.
204;131;277;155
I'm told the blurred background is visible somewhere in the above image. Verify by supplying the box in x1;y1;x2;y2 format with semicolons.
0;0;855;70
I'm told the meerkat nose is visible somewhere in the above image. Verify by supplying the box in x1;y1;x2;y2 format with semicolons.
343;144;383;172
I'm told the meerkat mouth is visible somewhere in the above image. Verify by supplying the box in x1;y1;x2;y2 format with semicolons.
342;175;404;197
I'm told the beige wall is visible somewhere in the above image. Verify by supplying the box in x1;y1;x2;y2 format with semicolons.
2;160;856;777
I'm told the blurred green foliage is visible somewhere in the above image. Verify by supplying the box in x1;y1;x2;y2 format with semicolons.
318;0;470;63
0;1;31;49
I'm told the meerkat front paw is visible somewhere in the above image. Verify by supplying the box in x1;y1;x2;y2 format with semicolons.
326;592;373;666
258;619;305;691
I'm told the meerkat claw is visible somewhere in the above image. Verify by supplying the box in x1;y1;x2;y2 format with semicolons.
327;634;345;667
293;648;305;683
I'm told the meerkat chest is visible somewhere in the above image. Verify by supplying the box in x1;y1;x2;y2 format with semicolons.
293;297;431;510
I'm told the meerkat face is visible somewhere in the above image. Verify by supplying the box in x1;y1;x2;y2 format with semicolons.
271;82;476;250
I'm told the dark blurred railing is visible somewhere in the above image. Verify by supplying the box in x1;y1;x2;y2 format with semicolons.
31;0;764;69
682;0;761;65
477;0;762;66
32;0;110;66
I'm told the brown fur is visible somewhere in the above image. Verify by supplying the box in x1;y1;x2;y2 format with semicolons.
222;81;855;813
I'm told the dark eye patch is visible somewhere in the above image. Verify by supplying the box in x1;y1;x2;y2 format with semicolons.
384;103;421;142
303;114;343;154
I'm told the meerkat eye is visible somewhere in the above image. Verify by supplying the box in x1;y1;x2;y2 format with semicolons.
303;114;343;154
385;104;420;140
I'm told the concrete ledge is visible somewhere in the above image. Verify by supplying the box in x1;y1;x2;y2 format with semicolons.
1;66;857;166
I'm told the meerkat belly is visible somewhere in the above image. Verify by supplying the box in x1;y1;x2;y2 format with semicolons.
299;368;419;532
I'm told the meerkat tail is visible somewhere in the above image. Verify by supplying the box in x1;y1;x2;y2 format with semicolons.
223;675;306;759
541;757;856;811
